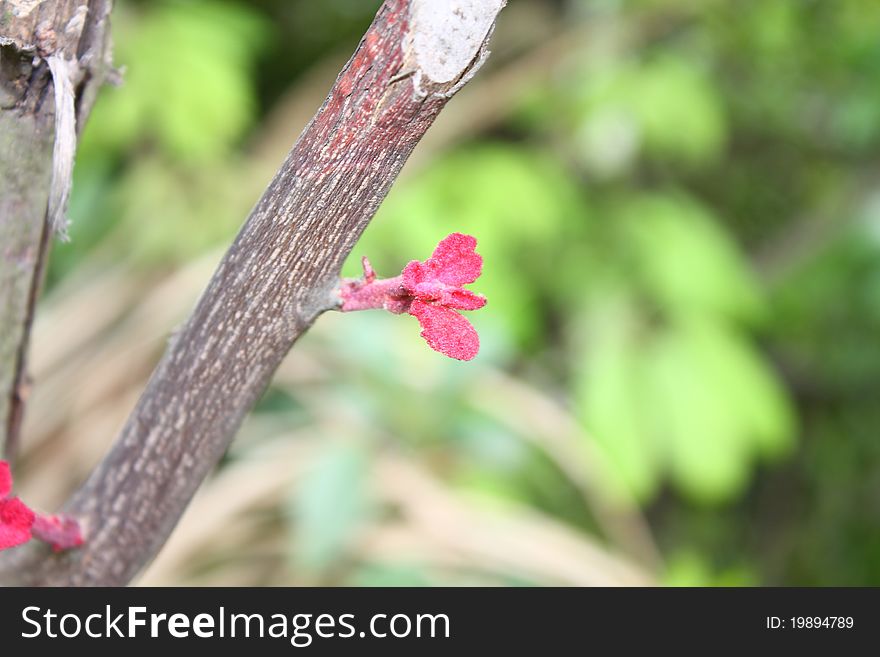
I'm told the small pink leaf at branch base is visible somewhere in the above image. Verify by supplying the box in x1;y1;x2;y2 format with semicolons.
0;459;83;552
0;459;12;497
1;460;36;549
32;514;84;552
0;497;35;549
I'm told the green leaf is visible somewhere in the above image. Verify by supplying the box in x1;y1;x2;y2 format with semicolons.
645;325;752;502
664;551;758;587
680;319;795;459
575;292;661;501
575;55;727;165
618;193;765;322
645;319;794;502
107;158;250;264
81;0;269;162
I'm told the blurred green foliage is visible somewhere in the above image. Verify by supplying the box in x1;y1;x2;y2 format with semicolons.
86;1;267;161
289;441;373;575
53;0;880;585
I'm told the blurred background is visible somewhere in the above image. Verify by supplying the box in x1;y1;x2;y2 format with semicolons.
13;0;880;585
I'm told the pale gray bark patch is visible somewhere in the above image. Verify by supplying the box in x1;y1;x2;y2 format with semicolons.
47;54;77;238
409;0;506;95
6;1;45;19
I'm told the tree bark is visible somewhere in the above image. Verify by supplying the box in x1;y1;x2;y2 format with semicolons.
0;0;114;460
0;0;506;585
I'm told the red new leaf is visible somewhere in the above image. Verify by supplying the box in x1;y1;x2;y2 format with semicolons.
0;460;35;550
339;232;487;360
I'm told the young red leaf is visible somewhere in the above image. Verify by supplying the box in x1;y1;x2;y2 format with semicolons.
0;460;35;550
409;299;481;361
403;232;483;289
0;460;11;498
0;497;35;549
0;459;83;552
339;232;486;360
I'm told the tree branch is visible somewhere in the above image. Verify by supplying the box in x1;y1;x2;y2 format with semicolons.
1;0;114;461
0;0;506;585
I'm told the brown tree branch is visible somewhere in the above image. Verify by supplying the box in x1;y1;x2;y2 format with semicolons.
1;0;114;460
0;0;506;585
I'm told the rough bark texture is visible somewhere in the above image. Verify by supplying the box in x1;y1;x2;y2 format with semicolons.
0;0;114;460
0;0;505;585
